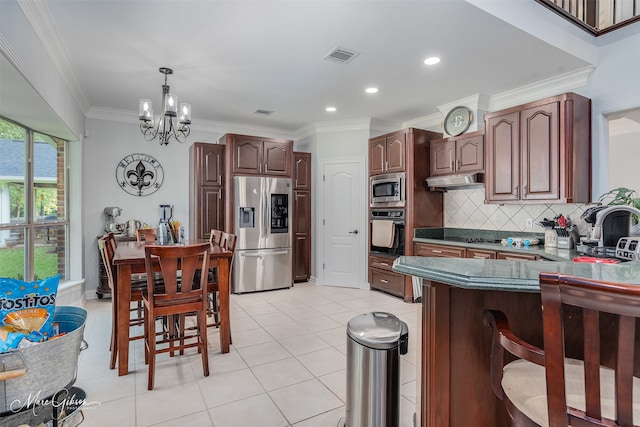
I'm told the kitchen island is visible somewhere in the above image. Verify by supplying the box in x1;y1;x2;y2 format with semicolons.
393;256;640;427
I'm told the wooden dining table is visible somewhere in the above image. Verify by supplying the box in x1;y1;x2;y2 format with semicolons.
112;240;233;376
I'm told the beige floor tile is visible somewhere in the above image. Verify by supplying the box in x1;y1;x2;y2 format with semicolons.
230;326;276;348
136;382;207;426
209;393;288;427
149;410;213;426
292;407;346;427
317;370;346;402
81;396;136;427
236;341;291;367
296;347;345;377
262;322;309;340
278;334;330;356
251;357;314;391
269;379;343;424
197;368;264;408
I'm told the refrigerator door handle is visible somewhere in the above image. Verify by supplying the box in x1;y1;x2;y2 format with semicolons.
262;187;268;238
241;251;262;258
262;250;289;256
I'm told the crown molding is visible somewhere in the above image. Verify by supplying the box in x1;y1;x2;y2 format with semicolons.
402;112;442;131
487;66;594;111
17;0;89;113
295;118;374;139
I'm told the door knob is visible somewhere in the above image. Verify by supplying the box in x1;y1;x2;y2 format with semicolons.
349;229;359;234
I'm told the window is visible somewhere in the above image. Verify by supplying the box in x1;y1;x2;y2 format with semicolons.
0;117;68;281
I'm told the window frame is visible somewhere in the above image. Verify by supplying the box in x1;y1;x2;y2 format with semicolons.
0;115;69;281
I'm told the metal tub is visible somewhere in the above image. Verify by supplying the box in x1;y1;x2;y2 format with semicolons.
0;306;87;416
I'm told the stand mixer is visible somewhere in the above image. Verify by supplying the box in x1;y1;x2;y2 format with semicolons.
103;207;123;233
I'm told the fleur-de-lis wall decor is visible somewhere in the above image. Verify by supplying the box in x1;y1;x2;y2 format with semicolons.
115;153;164;196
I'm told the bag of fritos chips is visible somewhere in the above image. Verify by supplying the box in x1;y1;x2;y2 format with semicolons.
0;275;60;352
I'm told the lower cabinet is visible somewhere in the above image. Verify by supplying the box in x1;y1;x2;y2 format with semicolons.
466;248;496;259
414;242;466;258
369;255;405;298
496;251;539;261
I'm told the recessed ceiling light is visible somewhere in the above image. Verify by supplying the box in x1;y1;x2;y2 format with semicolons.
365;87;378;94
326;106;337;112
424;56;441;65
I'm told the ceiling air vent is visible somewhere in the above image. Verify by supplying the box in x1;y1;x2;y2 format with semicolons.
323;47;360;64
253;109;274;116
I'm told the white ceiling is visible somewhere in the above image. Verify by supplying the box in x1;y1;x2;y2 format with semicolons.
7;0;593;134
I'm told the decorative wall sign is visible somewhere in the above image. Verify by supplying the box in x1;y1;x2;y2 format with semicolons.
115;153;164;197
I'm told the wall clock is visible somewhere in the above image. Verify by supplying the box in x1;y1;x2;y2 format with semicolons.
115;153;164;197
443;106;473;136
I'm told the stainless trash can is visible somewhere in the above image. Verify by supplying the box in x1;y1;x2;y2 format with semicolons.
341;312;409;427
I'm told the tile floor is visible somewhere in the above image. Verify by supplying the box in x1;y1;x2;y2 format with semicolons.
77;283;420;427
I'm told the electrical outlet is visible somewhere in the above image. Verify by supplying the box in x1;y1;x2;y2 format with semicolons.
526;218;533;229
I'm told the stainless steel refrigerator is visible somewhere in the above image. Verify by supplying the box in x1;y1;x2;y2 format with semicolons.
233;176;293;293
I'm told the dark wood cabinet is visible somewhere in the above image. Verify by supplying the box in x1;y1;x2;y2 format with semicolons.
220;133;294;234
414;242;466;258
430;130;484;177
226;135;292;176
466;248;496;259
496;251;539;261
293;152;311;282
368;254;404;298
368;133;406;175
367;128;443;302
190;142;225;240
484;92;591;204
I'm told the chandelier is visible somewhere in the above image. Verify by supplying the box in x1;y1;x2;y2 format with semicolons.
138;67;191;145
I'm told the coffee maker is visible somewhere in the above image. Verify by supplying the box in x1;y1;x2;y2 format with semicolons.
584;205;640;247
103;207;122;233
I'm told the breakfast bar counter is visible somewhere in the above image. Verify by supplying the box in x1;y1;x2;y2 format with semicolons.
393;257;640;427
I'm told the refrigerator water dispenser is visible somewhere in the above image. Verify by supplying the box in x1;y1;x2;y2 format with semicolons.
239;207;255;228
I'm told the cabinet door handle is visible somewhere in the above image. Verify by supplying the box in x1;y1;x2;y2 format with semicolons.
514;185;519;198
523;185;528;199
385;161;388;172
451;160;454;171
432;249;443;254
380;279;389;284
380;262;389;266
473;255;485;259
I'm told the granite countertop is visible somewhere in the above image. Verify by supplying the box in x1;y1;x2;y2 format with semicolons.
392;257;640;292
413;227;580;261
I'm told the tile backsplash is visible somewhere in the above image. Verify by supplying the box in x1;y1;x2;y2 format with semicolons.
443;187;592;237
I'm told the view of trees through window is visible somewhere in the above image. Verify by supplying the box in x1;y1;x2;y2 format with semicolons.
0;117;68;281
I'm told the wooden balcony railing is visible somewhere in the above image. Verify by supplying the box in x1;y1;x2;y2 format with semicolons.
536;0;640;35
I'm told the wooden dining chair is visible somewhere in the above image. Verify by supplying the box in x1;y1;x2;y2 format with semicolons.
210;229;223;246
142;242;211;390
98;234;147;370
205;232;236;328
484;272;640;427
136;228;158;243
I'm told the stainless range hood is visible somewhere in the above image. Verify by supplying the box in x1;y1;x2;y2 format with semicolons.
425;173;483;189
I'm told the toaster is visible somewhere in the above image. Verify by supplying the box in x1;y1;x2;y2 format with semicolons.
615;237;640;261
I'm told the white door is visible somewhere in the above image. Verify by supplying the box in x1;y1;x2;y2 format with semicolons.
320;159;366;288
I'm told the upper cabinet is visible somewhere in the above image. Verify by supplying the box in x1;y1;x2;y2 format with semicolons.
430;130;484;177
484;92;591;204
222;134;293;177
369;134;406;175
294;153;311;190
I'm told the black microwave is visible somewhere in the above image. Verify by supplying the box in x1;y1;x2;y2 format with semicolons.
370;172;405;207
